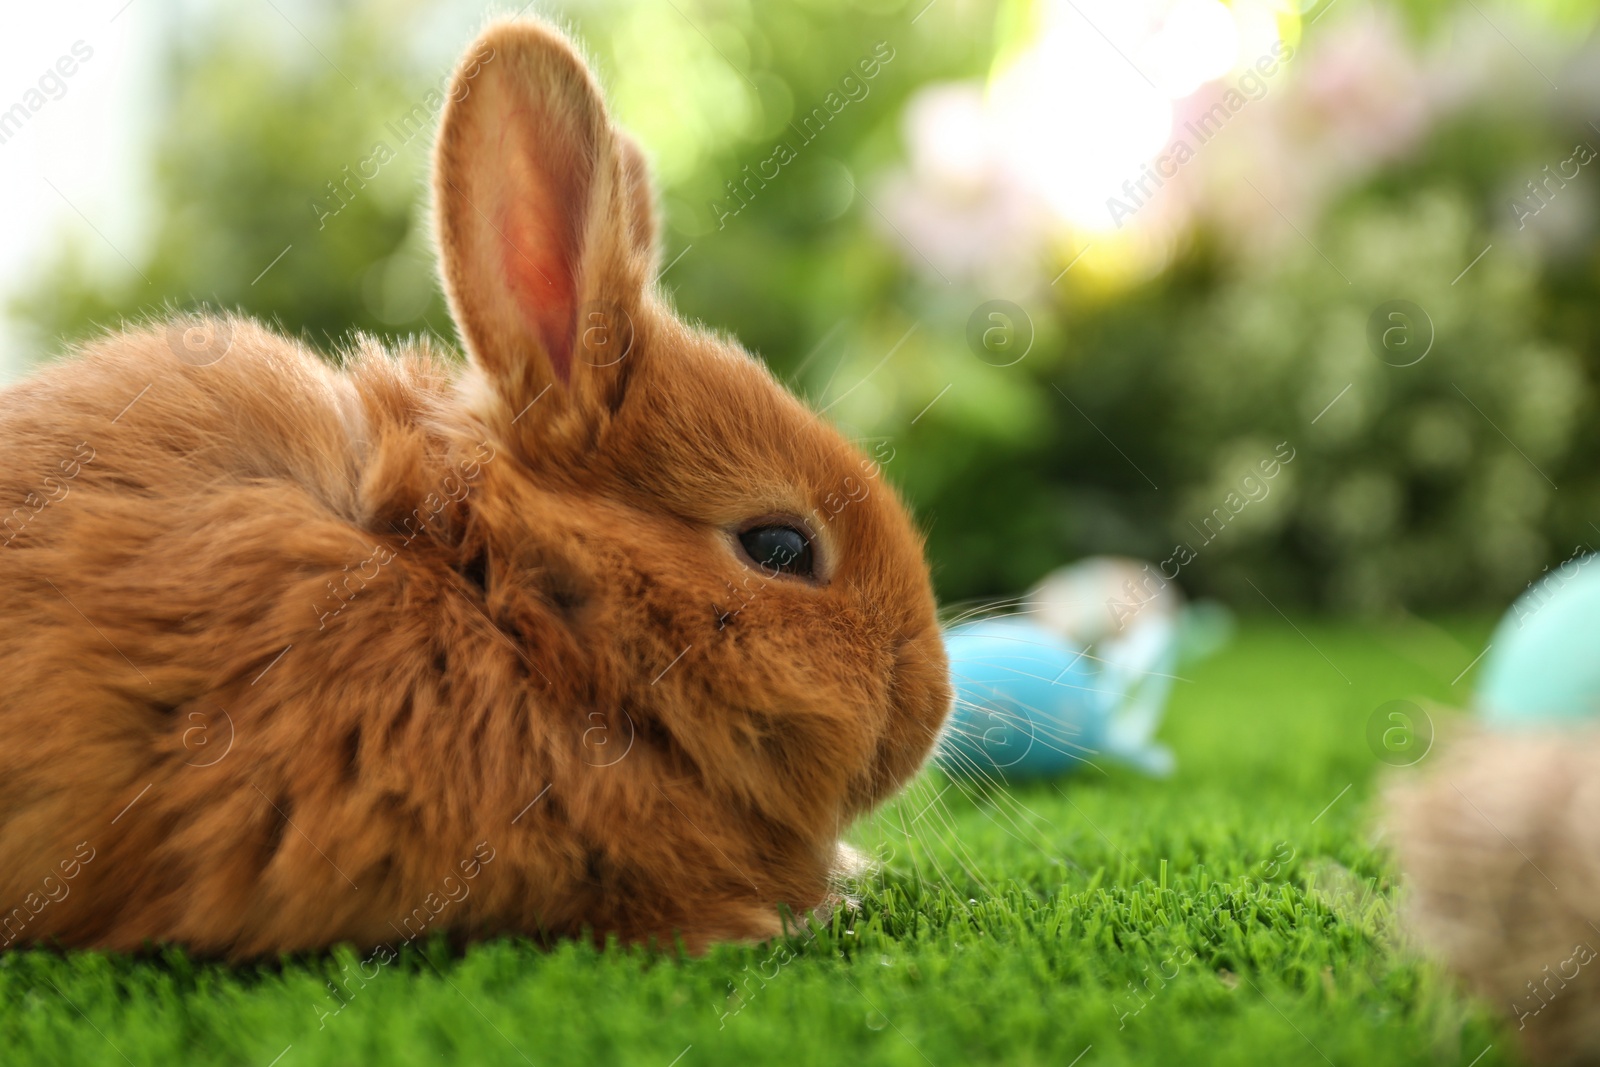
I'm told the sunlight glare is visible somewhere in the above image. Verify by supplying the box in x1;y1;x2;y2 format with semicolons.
984;0;1285;235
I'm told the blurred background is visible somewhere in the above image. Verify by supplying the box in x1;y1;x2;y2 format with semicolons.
5;0;1600;615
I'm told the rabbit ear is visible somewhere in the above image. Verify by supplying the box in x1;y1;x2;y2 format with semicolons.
433;21;651;424
614;131;660;272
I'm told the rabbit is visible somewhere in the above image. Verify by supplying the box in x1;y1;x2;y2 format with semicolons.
0;17;952;959
1386;729;1600;1065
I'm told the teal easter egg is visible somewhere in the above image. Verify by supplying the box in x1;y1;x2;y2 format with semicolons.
1477;555;1600;727
936;618;1109;781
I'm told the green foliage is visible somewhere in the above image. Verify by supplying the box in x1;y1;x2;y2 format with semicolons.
1012;188;1590;613
848;99;1600;612
14;2;453;354
0;618;1517;1065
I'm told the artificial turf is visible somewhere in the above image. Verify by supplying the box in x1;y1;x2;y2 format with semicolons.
1;616;1518;1066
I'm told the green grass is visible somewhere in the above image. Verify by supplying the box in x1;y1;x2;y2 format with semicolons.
1;617;1519;1066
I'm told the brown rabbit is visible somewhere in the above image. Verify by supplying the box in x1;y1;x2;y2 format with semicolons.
0;18;951;958
1387;730;1600;1065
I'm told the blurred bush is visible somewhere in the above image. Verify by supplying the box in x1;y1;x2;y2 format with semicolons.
13;0;1600;613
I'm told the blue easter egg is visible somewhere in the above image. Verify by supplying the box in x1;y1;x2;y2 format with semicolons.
936;618;1110;781
1477;555;1600;727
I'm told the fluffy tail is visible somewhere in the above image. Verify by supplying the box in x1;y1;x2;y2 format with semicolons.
1386;729;1600;1064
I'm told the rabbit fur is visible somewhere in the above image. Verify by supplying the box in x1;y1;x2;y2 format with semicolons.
0;18;951;958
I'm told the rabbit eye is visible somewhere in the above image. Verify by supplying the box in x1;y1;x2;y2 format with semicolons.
738;524;815;579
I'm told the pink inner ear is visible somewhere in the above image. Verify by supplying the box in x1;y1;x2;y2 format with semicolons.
495;113;582;385
502;206;577;384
